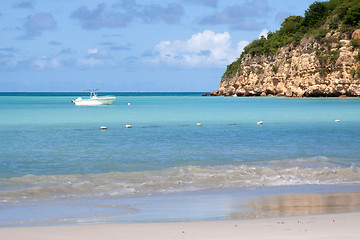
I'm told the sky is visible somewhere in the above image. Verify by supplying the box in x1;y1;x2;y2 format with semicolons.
0;0;316;92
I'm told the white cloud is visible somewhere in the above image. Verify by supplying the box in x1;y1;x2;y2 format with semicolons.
88;48;98;54
0;56;62;71
148;30;248;68
32;57;61;69
77;57;104;68
237;40;249;53
0;52;115;71
77;48;113;68
258;29;268;39
87;48;110;59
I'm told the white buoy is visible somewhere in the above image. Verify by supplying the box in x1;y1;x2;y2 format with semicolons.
335;119;341;122
125;125;132;128
100;126;107;130
257;121;263;125
196;123;202;126
128;103;131;106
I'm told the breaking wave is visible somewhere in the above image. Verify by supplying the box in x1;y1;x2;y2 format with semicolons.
1;156;359;203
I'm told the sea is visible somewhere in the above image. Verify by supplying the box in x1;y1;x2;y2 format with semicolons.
1;92;360;226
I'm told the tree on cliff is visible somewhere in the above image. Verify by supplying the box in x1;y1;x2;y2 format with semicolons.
223;0;360;79
216;0;360;97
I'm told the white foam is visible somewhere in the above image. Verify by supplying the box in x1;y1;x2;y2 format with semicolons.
1;159;359;203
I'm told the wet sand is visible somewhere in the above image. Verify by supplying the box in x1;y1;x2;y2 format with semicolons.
233;191;360;219
1;191;360;239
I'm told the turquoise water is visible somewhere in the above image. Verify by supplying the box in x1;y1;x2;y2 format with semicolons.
1;93;360;225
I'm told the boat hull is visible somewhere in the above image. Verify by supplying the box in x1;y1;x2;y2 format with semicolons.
73;96;116;106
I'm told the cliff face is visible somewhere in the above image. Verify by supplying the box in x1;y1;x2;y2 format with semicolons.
210;29;360;97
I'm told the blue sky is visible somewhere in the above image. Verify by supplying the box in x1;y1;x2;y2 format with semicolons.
0;0;315;92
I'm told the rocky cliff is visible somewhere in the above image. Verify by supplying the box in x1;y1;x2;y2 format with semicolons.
209;29;360;97
208;0;360;97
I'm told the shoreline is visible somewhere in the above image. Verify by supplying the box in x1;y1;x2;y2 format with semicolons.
2;185;360;227
202;92;360;98
1;211;360;240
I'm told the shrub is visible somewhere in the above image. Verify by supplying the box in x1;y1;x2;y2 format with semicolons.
329;50;339;63
344;2;360;26
351;39;360;48
354;52;360;61
314;28;328;41
319;68;328;75
303;1;328;27
351;69;356;78
272;65;279;73
329;16;339;29
256;68;264;74
222;58;241;78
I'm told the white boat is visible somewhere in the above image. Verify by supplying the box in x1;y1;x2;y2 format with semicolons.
72;89;116;106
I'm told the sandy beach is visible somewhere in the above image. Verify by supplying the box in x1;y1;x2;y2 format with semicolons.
1;211;359;240
2;190;360;240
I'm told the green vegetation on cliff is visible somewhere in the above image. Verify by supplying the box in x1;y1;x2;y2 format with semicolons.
223;0;360;79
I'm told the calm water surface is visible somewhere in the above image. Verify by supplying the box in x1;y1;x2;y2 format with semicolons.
0;93;360;226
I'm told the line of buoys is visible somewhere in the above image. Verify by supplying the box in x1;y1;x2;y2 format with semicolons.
101;119;342;130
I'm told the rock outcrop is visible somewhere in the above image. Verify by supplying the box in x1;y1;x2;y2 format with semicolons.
210;29;360;97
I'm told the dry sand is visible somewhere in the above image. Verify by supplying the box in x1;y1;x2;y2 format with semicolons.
1;211;359;240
